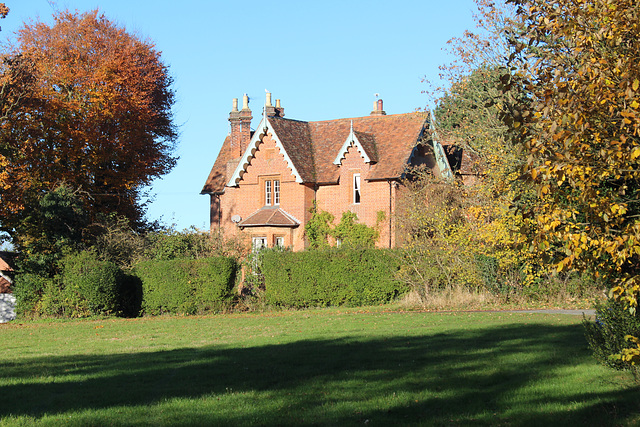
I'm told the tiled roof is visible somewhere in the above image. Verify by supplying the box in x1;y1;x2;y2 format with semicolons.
201;111;428;193
268;118;316;182
0;276;10;293
238;207;300;227
304;113;428;183
0;252;13;272
353;131;378;163
201;135;234;194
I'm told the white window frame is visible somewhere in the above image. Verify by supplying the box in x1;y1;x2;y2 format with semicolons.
273;180;280;205
353;173;361;204
275;236;284;247
252;237;267;251
265;180;272;206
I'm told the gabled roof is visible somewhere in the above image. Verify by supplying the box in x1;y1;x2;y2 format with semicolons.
201;135;234;195
228;117;307;186
238;206;300;228
201;110;429;194
0;252;14;272
333;123;378;166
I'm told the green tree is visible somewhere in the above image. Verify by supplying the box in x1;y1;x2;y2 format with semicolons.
15;184;89;277
506;0;640;362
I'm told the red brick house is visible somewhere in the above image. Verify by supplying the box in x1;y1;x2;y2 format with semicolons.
201;94;454;251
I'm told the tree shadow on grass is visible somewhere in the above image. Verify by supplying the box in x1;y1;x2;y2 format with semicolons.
1;322;639;426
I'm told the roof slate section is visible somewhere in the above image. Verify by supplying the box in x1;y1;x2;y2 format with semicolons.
201;135;234;194
0;252;13;272
353;130;378;163
238;207;300;227
268;118;316;182
201;111;428;193
306;113;427;182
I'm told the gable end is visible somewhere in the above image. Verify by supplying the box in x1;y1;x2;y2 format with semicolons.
333;123;377;166
227;117;304;186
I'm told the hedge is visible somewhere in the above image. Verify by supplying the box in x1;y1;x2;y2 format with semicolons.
61;251;123;317
135;256;238;315
261;248;406;308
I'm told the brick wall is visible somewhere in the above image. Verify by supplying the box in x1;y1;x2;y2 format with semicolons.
212;132;311;251
316;144;395;248
210;137;399;250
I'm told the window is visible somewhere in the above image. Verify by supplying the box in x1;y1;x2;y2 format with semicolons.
265;180;272;206
353;173;361;204
273;180;280;205
274;236;284;247
252;237;267;251
263;177;281;206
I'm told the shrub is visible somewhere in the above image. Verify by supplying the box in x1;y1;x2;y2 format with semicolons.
135;256;237;315
61;251;123;317
261;248;406;308
584;297;640;373
12;273;48;316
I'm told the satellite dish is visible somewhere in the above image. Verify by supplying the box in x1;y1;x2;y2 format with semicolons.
231;215;241;223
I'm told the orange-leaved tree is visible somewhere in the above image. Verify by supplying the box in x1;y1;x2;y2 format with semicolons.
0;9;177;250
505;0;640;362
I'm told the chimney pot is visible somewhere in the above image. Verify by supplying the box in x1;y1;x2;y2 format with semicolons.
370;98;387;116
232;98;238;112
266;92;272;107
242;94;249;110
276;99;281;108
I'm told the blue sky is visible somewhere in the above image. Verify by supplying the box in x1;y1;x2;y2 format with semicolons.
2;0;478;231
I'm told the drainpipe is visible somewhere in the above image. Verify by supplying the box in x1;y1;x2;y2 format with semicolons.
388;179;393;248
215;194;222;229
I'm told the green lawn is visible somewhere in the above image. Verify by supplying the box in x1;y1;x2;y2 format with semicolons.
0;308;638;426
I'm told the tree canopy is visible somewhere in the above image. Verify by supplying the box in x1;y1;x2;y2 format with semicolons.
0;9;177;250
506;0;640;360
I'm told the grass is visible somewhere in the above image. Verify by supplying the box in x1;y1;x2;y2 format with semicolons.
1;307;639;426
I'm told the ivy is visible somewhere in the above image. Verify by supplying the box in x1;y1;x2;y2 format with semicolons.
305;205;379;249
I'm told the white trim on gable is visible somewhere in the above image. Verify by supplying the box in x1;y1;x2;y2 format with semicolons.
333;122;371;165
227;116;304;187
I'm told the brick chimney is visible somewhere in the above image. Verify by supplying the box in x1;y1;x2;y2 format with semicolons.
229;94;252;158
370;98;386;116
264;91;285;117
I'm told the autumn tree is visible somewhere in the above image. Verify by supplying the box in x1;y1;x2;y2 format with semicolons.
505;0;640;362
401;1;541;301
0;10;177;252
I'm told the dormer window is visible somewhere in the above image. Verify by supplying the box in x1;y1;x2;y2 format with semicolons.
353;173;361;204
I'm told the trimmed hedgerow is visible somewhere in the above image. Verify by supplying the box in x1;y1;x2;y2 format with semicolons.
135;256;238;315
61;251;123;317
261;248;406;308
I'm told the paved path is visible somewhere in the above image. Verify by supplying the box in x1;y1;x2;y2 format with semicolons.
509;309;595;315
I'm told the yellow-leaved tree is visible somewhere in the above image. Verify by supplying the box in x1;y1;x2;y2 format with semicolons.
506;0;640;363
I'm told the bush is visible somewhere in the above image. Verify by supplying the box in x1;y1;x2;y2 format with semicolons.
61;251;123;317
135;256;237;315
12;273;48;316
584;297;640;372
261;248;406;308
